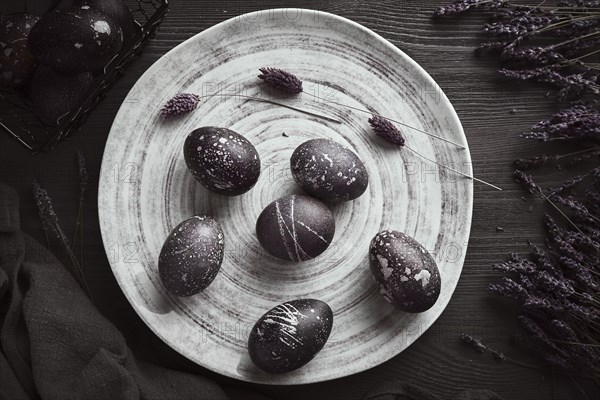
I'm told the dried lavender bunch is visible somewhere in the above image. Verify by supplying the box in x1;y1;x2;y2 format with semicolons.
368;114;406;146
160;93;200;118
492;171;600;377
435;1;600;374
436;1;600;100
258;67;303;94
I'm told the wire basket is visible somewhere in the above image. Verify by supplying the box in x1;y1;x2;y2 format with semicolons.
0;0;169;153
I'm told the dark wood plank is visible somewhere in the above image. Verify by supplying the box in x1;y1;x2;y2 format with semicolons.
1;1;597;399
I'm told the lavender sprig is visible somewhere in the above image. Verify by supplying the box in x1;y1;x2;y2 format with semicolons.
73;150;88;264
368;114;406;146
32;180;93;300
160;93;200;118
521;104;600;142
77;150;88;196
498;67;600;100
434;0;507;16
258;67;303;94
514;169;542;193
459;334;548;368
514;154;560;170
485;14;561;36
370;117;502;190
257;68;468;147
33;180;56;248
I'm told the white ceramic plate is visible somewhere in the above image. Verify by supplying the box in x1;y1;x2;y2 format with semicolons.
99;8;473;384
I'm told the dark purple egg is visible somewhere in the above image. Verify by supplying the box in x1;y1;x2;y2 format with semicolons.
291;138;369;202
29;66;95;125
369;230;441;313
256;194;335;261
158;215;224;297
248;299;333;373
78;0;136;43
0;14;39;88
183;127;261;196
28;6;123;73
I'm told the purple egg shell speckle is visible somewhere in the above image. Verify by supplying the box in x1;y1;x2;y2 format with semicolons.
369;230;441;313
158;215;224;297
79;0;136;43
291;138;368;202
256;194;335;262
0;14;39;87
248;299;333;373
184;127;261;196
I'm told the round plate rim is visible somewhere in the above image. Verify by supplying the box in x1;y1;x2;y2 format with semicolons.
98;8;474;385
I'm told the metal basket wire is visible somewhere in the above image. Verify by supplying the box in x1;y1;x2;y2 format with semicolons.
0;0;169;153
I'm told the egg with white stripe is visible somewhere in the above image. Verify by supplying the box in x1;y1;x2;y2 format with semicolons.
248;299;333;373
184;126;261;196
369;230;441;313
291;138;368;202
158;215;224;297
256;194;335;261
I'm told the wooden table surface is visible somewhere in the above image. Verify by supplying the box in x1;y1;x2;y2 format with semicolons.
1;1;598;399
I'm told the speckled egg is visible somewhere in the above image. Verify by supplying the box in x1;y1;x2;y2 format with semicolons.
29;66;95;125
0;14;39;88
79;0;136;44
248;299;333;373
158;215;224;297
290;138;369;202
369;230;441;313
183;127;261;196
28;6;123;73
256;194;335;261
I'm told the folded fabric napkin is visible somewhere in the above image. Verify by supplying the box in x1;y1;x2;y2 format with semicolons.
0;182;229;400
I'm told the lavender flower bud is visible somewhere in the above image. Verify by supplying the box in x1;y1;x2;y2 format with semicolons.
514;169;541;194
499;68;599;100
548;174;586;197
489;277;529;301
32;180;67;243
160;93;200;118
460;333;487;353
513;154;559;170
77;150;88;196
519;315;567;357
258;67;303;94
368;115;406;146
521;104;600;142
434;0;502;16
533;270;575;298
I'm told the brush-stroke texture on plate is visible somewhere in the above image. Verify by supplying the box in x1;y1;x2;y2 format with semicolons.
98;8;473;384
